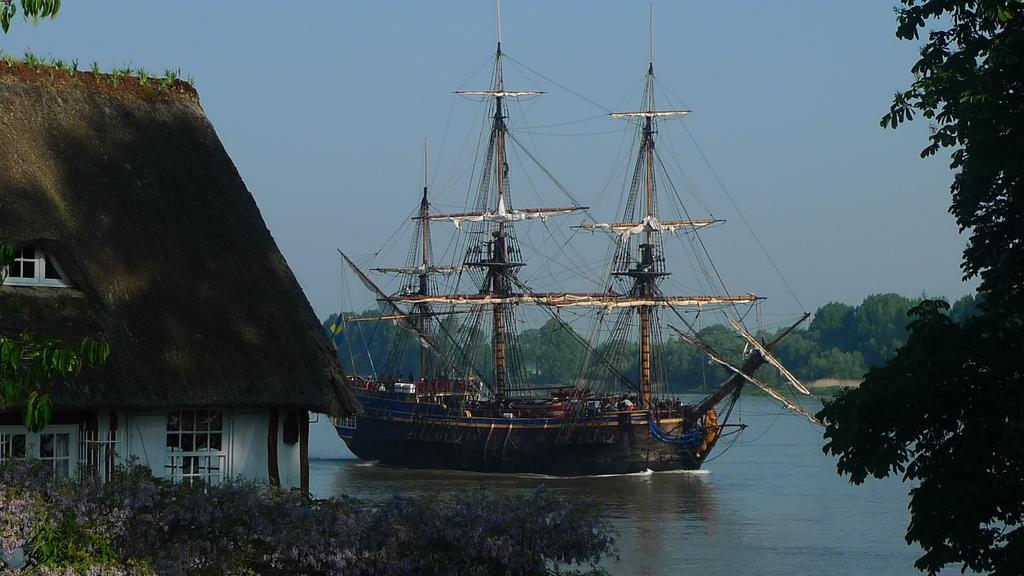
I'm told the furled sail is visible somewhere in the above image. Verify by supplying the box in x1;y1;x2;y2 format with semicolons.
609;109;690;119
455;90;544;97
372;265;463;275
723;315;812;395
388;292;761;309
419;196;585;229
671;326;820;424
574;215;721;238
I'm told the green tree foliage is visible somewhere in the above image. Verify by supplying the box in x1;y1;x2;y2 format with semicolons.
0;243;109;431
807;295;921;368
820;1;1024;573
948;292;982;323
659;336;708;391
808;302;854;350
324;311;493;382
440;314;493;382
324;310;422;379
589;339;638;384
520;319;586;384
848;293;919;367
803;347;866;381
0;0;60;33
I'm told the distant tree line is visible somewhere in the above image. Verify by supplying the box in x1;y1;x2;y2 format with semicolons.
324;292;981;393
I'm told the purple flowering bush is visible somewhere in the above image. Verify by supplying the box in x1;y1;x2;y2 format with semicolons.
0;461;614;575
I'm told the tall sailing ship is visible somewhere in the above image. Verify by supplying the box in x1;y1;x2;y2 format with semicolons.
333;13;818;476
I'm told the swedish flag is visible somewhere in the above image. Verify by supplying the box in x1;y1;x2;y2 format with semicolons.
327;314;346;349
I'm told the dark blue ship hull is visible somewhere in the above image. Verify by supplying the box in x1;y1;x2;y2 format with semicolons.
335;388;720;476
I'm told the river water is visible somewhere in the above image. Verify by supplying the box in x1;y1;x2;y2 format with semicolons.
307;396;929;576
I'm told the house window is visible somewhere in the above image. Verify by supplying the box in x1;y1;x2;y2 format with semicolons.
0;426;77;479
165;409;224;484
3;245;70;287
39;432;71;478
78;428;121;483
0;432;27;462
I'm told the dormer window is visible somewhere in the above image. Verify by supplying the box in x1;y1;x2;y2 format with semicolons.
3;245;71;287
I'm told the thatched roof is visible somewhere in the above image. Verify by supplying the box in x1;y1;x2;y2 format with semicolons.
0;64;355;416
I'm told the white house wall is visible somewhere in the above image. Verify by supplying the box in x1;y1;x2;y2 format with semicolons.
113;408;303;488
228;411;269;482
126;413;168;476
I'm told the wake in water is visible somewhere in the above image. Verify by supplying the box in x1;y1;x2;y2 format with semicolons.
657;468;711;476
516;468;711;480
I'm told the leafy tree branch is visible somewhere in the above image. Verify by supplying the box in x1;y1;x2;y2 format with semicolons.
0;0;60;33
821;1;1024;574
0;242;109;431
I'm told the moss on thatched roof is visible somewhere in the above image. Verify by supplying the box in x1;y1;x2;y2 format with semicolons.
0;58;198;100
0;69;355;416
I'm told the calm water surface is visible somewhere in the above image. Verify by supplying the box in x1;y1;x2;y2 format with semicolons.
308;396;929;576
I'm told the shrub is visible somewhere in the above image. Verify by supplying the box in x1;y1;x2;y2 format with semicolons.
0;461;613;575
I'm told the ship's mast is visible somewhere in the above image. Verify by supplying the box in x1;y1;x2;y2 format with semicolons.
391;5;585;400
606;5;690;410
418;140;431;380
489;40;511;399
363;141;453;381
638;61;658;409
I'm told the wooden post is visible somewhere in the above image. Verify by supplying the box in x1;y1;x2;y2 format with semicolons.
267;408;281;488
639;305;652;408
638;108;656;410
299;412;310;493
107;410;119;482
494;302;506;398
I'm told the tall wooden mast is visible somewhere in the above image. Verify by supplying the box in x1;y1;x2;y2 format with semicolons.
606;6;691;410
489;40;510;399
364;141;460;381
638;61;658;409
417;141;431;380
618;50;666;410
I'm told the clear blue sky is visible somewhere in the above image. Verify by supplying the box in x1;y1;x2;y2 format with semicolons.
2;1;975;319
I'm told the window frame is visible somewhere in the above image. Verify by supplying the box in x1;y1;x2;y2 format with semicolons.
3;245;71;288
165;409;226;484
0;425;78;479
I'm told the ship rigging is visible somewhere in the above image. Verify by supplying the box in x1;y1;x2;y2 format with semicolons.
331;4;819;475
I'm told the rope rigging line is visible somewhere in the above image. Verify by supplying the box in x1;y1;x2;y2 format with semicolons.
347;276;379;380
509;275;639;393
653;149;732;298
502;144;605;287
701;399;746;464
512;113;610;130
430;94;459;193
655;116;718;219
503;53;613;115
513;127;629;138
336;265;360;376
585;111;641;225
644;77;806;319
504;130;589;213
679;114;806;314
431;52;495;197
657;284;745;360
732;405;787;445
373;204;420;259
